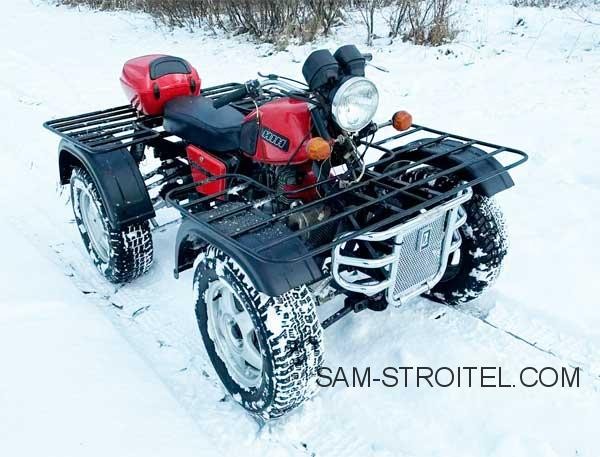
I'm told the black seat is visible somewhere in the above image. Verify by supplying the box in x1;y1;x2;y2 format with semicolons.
163;96;244;152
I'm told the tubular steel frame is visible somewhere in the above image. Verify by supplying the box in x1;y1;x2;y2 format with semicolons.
165;124;528;265
43;90;528;267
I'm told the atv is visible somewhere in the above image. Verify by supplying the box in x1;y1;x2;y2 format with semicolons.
44;46;527;419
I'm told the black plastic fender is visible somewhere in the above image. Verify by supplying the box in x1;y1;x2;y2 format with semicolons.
392;138;514;197
174;218;323;297
58;139;155;229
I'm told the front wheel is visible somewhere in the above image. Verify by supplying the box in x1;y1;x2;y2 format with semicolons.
193;247;323;419
429;194;508;305
70;167;153;283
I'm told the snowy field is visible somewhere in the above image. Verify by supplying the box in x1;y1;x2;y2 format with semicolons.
1;0;599;456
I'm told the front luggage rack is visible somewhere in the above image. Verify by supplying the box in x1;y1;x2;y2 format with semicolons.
166;124;528;265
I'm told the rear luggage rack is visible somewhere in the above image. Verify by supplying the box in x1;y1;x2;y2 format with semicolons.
166;124;528;265
43;83;246;153
43;105;162;153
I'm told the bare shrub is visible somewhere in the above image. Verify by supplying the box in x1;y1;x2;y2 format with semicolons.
511;0;572;7
308;0;345;36
57;0;139;9
219;0;304;42
218;0;345;43
139;0;209;30
386;0;410;38
56;0;457;47
404;0;456;46
356;0;455;46
511;0;600;7
357;0;384;45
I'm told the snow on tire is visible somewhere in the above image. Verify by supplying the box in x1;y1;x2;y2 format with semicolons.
70;167;153;283
429;193;508;306
193;246;323;419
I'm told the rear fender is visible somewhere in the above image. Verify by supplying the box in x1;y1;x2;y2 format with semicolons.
58;139;155;229
394;138;514;197
174;219;322;297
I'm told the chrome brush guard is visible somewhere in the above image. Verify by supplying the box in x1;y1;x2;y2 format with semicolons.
332;188;472;305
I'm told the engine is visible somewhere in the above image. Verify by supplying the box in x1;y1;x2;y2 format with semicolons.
258;165;335;248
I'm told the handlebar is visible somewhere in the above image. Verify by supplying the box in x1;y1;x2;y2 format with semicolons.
212;77;308;109
213;85;249;109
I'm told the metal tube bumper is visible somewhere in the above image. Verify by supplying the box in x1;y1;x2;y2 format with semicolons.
332;188;472;304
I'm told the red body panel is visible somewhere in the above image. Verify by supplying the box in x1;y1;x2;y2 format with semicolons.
283;165;319;202
246;98;312;165
186;145;226;195
120;54;201;115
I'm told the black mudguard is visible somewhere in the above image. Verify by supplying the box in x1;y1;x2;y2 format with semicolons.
174;219;322;297
396;138;514;197
58;139;155;229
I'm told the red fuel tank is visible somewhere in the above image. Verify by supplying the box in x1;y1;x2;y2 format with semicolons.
120;55;200;115
245;98;312;165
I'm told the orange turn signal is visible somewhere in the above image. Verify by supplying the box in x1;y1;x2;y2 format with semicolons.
306;137;332;161
392;110;413;131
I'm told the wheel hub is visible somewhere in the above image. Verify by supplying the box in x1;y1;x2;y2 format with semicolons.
206;280;263;388
77;185;110;263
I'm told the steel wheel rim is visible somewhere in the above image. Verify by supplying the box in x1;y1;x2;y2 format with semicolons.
206;279;263;388
78;188;110;263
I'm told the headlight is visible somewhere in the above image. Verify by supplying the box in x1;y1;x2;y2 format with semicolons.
331;77;379;132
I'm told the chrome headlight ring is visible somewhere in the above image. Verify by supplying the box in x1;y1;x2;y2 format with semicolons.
331;77;379;132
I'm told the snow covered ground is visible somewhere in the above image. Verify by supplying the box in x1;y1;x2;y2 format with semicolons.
1;0;599;456
0;220;217;456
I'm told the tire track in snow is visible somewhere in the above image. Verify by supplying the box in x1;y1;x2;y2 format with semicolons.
44;222;322;456
41;212;408;456
8;190;380;455
271;296;600;457
453;293;600;382
389;297;600;394
39;216;600;451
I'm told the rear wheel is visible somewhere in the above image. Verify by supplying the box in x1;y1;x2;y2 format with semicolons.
193;247;323;419
70;167;153;283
